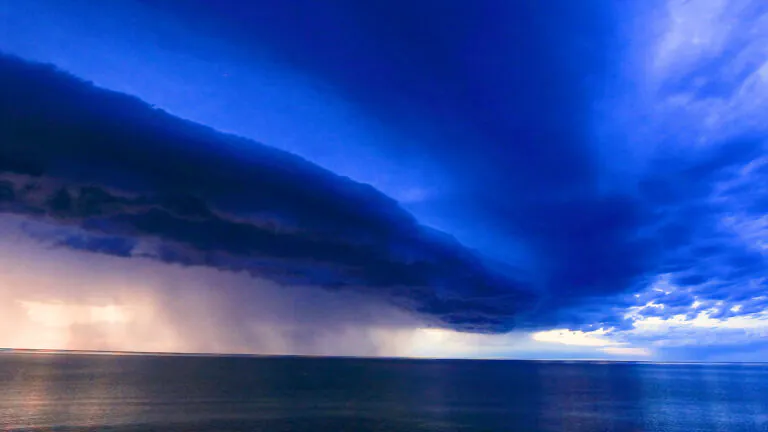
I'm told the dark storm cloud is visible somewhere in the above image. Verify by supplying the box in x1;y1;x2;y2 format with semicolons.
0;54;534;332
138;0;665;314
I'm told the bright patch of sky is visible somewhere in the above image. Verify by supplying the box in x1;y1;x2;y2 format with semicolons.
652;0;768;139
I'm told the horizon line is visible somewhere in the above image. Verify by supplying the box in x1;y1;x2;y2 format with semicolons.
1;348;766;365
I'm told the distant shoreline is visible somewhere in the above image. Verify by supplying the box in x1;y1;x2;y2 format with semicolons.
1;348;766;365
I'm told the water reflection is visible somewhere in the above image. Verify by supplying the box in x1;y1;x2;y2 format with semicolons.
636;364;768;432
536;362;647;432
1;355;768;431
0;354;147;429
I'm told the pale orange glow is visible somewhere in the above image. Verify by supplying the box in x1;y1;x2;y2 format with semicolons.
17;301;132;327
0;217;652;359
0;219;430;356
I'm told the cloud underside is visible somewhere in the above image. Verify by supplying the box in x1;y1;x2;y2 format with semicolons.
0;54;535;333
0;223;427;356
0;220;653;358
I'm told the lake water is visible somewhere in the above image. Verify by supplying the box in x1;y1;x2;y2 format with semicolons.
1;353;767;431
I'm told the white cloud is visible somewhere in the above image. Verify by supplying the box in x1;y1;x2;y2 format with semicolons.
722;214;768;254
654;0;733;73
621;307;768;348
639;0;768;146
623;300;667;321
529;328;654;358
531;328;617;347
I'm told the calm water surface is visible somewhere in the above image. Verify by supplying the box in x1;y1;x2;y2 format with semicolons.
1;354;767;431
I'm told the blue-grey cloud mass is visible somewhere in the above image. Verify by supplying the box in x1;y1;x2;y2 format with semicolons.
0;54;536;333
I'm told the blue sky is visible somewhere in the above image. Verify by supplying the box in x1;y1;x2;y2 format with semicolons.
0;0;766;361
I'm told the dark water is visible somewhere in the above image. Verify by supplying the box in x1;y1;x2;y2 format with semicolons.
2;354;768;431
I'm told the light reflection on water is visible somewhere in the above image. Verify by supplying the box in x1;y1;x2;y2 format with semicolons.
0;354;148;428
1;354;768;432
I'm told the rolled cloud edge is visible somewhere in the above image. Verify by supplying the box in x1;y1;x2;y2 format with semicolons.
0;53;535;333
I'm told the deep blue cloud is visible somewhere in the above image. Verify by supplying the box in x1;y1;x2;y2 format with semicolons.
134;0;667;320
642;140;766;299
0;53;535;332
